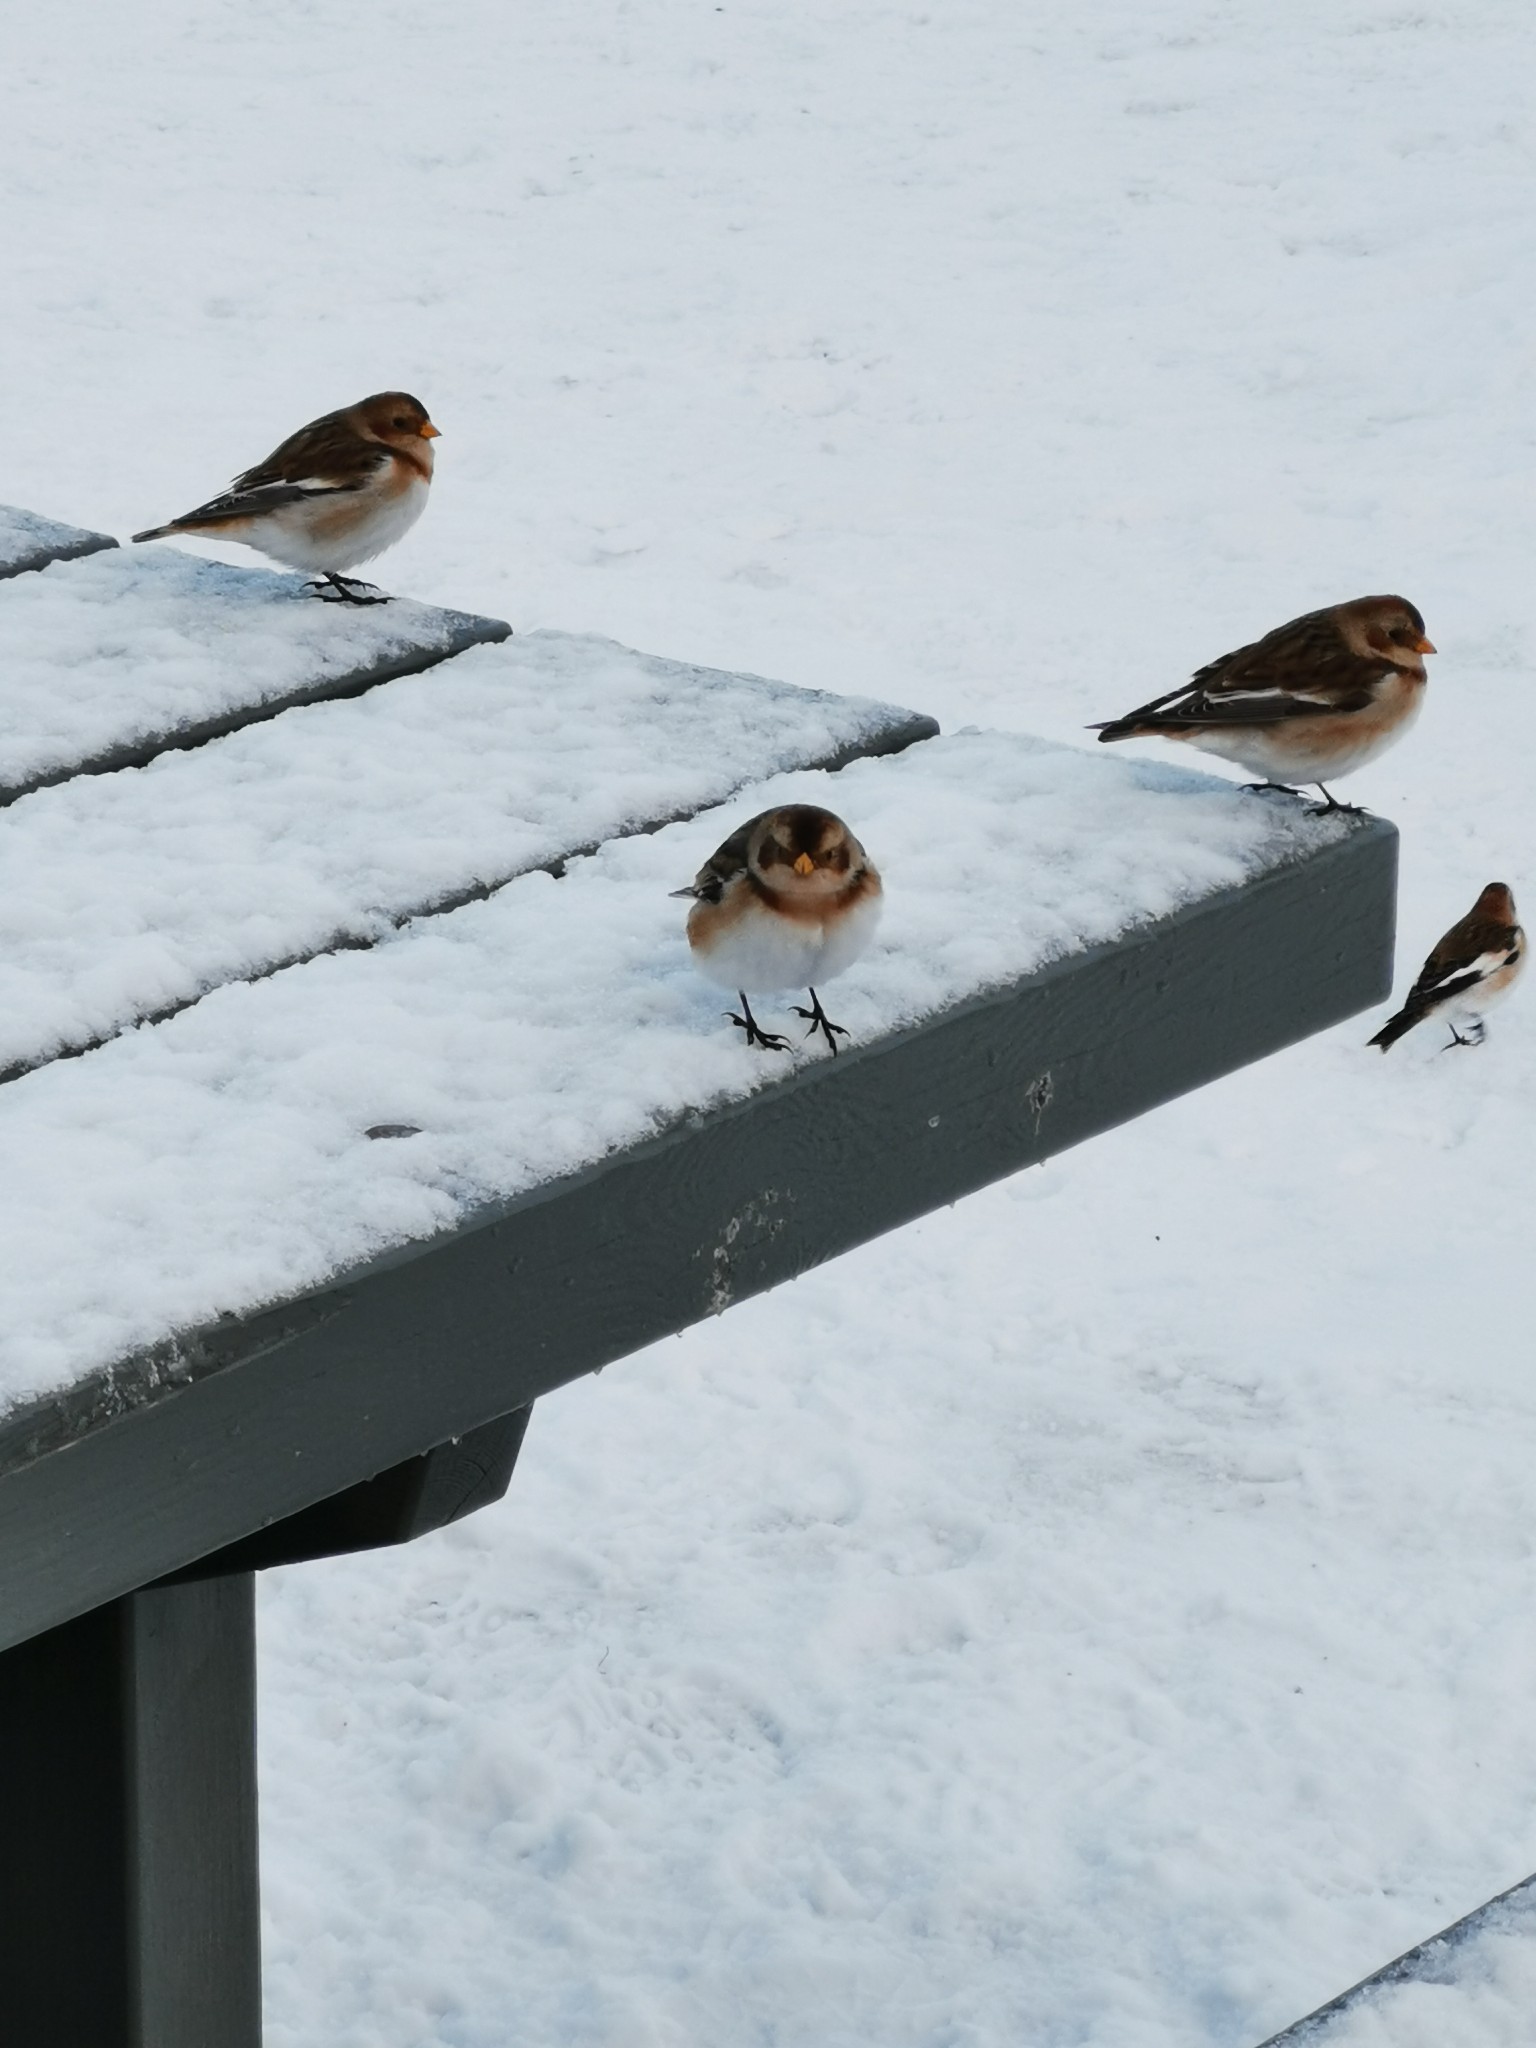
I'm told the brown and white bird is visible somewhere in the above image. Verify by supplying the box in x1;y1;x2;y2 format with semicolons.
1091;595;1435;808
672;805;883;1053
1369;883;1524;1051
132;391;440;604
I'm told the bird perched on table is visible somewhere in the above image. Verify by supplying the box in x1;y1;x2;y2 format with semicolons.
131;392;440;604
1369;883;1524;1051
672;804;883;1054
1090;595;1435;809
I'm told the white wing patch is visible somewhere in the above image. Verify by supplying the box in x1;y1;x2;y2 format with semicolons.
1423;948;1512;997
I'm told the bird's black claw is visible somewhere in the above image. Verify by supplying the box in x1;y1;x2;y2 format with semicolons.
306;574;391;607
790;994;851;1055
725;1010;791;1053
1306;783;1368;816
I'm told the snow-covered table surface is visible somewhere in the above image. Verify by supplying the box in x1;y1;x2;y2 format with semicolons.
0;627;936;1076
0;545;510;797
0;502;116;581
0;732;1369;1413
0;526;1396;1653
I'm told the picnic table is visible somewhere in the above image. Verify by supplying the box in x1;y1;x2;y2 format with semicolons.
0;508;1398;2047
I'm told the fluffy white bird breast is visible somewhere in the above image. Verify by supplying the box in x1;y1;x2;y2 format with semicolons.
1186;676;1424;783
690;890;884;994
243;468;431;573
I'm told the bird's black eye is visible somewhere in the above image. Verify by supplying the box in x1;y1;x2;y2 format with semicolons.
393;415;412;431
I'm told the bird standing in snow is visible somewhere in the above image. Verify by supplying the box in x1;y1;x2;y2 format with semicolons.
1369;884;1524;1051
132;391;440;604
1091;595;1435;809
674;805;883;1054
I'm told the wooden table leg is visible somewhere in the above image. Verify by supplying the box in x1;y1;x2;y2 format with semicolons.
0;1572;260;2048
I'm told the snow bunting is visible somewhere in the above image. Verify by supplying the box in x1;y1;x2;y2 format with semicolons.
673;805;883;1053
1091;595;1435;808
1369;883;1524;1051
132;392;440;604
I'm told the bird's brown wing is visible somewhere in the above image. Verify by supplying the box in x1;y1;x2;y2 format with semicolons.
142;477;364;534
670;816;761;902
1094;607;1386;736
159;410;391;530
1402;915;1522;1011
236;407;386;490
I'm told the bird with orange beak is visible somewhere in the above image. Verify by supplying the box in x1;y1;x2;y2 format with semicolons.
133;391;441;604
673;804;883;1054
1091;595;1436;809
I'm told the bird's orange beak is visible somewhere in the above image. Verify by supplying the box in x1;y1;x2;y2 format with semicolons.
793;852;815;876
1414;635;1436;654
419;422;441;439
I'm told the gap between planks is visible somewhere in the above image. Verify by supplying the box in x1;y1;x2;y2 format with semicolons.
0;714;939;1090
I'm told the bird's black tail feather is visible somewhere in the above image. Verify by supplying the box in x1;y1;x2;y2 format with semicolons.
1368;1004;1422;1051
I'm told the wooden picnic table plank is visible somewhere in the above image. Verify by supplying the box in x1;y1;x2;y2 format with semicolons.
0;725;1397;1651
0;629;935;1077
0;503;116;580
0;543;508;802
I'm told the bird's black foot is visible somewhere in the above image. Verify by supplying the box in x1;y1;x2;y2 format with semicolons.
726;993;791;1052
791;987;851;1055
1444;1021;1485;1050
1308;784;1367;816
1240;780;1306;799
306;573;391;606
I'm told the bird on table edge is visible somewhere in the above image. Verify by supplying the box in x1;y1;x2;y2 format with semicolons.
1090;594;1435;810
132;391;439;604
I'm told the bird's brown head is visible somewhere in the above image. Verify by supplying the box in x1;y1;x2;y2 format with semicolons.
1472;882;1517;925
750;805;865;895
353;392;441;453
1340;594;1435;668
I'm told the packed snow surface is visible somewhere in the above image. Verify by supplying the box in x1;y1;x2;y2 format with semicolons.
0;627;928;1070
5;0;1536;2042
0;502;113;578
0;546;501;791
0;732;1345;1403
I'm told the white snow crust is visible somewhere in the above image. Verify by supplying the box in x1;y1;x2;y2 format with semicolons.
0;546;498;790
0;628;926;1071
7;0;1536;2042
0;502;111;576
0;733;1343;1403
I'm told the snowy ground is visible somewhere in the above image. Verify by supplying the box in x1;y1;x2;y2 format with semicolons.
5;2;1536;2043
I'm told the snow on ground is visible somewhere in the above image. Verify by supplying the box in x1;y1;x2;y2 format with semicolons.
0;733;1344;1402
0;620;927;1072
4;0;1536;2043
